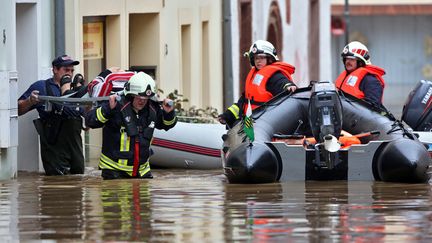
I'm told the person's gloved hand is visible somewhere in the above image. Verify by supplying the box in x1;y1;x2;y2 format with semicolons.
218;114;227;125
218;110;238;128
72;73;85;90
60;74;72;86
60;74;73;95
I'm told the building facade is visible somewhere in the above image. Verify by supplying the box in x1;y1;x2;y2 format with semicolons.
7;0;332;175
331;0;432;115
0;0;18;180
227;0;332;104
1;0;56;179
62;0;224;163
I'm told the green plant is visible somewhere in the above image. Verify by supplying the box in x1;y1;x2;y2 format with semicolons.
160;89;219;123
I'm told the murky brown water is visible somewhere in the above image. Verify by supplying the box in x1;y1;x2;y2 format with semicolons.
1;169;432;242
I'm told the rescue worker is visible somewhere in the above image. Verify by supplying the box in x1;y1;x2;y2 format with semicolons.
18;54;85;175
85;72;177;179
335;41;386;106
218;40;297;128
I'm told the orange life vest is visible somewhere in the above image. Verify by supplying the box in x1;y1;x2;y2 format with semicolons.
335;65;386;100
244;62;295;111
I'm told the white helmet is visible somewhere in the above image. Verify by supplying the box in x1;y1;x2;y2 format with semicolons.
124;72;156;97
247;40;279;66
341;41;371;65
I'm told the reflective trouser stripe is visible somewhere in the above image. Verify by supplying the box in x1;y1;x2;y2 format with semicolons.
137;161;150;177
99;153;150;177
96;107;108;123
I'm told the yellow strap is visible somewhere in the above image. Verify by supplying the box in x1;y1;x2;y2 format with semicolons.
119;128;130;166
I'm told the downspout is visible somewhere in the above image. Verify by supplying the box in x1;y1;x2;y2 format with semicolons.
54;0;65;56
222;0;233;109
344;0;350;45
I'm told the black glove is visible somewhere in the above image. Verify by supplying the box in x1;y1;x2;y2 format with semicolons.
218;110;238;128
72;73;85;90
60;74;72;87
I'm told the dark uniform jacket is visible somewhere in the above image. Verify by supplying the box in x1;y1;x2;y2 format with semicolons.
85;97;177;176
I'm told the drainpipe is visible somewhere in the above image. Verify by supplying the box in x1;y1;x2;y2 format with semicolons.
344;0;350;45
222;0;233;109
54;0;65;56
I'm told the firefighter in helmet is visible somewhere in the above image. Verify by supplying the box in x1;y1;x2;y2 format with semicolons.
218;40;297;128
86;72;177;179
335;41;386;106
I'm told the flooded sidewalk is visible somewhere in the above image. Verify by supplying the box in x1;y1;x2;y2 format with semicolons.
1;169;431;242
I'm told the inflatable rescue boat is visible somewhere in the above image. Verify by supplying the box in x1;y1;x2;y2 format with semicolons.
151;121;225;169
222;81;432;183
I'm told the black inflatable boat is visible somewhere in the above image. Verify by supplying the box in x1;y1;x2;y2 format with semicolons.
222;81;432;184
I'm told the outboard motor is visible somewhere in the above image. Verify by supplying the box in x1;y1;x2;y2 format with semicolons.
308;81;343;169
402;80;432;131
309;81;343;143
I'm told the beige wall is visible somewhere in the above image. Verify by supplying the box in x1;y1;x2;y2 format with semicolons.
129;13;160;77
64;0;223;162
64;0;223;111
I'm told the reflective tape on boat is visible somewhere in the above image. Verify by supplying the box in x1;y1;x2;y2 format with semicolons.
152;138;221;157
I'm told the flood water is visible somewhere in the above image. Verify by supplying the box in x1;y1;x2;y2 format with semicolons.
1;168;432;242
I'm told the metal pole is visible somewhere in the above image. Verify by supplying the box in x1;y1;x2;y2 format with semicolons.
222;0;233;109
344;0;350;45
54;0;65;56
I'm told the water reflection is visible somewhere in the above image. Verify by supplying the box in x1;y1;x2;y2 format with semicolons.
148;170;226;242
0;170;431;241
99;180;152;241
225;181;432;242
15;174;88;240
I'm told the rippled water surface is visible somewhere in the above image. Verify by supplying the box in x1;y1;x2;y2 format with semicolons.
1;169;432;242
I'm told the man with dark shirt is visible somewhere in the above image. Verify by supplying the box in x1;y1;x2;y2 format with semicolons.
335;41;386;106
18;55;84;175
219;40;297;127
